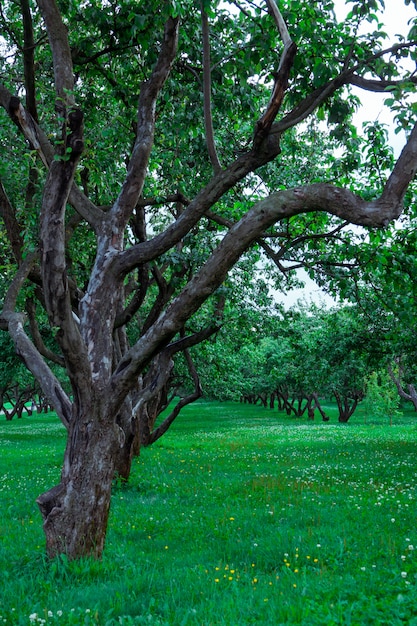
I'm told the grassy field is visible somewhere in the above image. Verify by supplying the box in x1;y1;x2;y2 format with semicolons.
0;400;417;625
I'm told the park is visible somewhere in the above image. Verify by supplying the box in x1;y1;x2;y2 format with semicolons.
1;401;417;624
1;0;417;622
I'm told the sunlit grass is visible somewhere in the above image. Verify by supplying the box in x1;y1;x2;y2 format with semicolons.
0;401;416;624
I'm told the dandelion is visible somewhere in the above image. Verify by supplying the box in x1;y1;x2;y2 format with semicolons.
401;572;408;578
29;614;38;623
408;545;414;551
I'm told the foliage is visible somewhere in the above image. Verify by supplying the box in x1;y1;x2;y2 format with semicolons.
195;302;386;422
363;370;402;424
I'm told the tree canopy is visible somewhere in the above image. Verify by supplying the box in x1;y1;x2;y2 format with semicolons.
1;0;416;559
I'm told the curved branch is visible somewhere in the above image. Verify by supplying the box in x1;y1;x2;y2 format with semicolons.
265;0;291;46
147;348;202;445
272;41;417;135
26;299;65;367
254;0;297;143
114;134;282;275
349;74;417;92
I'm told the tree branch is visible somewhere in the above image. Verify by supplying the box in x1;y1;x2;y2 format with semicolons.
21;0;39;122
110;136;415;411
0;252;71;427
254;0;297;143
36;0;75;111
147;348;203;445
110;16;179;232
0;179;24;264
201;3;222;173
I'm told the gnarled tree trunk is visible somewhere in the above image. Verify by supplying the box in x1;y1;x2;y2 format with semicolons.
37;399;119;559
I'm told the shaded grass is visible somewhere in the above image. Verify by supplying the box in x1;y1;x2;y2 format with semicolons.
0;401;417;624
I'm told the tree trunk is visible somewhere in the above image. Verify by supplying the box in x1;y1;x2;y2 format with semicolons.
307;395;315;420
36;401;119;559
387;363;417;411
312;393;330;422
334;391;361;423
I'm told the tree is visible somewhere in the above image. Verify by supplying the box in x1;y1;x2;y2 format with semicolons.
1;0;417;559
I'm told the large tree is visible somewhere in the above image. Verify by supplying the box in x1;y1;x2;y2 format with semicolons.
1;0;416;559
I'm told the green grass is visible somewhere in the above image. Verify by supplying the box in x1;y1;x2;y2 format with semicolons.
1;401;417;625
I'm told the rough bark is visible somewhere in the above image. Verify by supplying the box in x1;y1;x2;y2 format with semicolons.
37;400;119;558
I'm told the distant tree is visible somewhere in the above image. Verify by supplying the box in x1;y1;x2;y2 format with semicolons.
363;369;401;425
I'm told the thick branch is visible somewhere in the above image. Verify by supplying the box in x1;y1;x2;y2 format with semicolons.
114;136;282;274
36;0;75;109
381;121;417;203
5;314;71;428
40;110;92;398
110;17;179;232
349;73;417;92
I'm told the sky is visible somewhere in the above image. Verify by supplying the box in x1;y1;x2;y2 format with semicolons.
275;0;416;309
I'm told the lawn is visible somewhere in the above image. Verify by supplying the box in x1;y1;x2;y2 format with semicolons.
0;401;416;625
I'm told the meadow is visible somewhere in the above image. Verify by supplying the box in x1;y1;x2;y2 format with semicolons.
0;400;417;625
